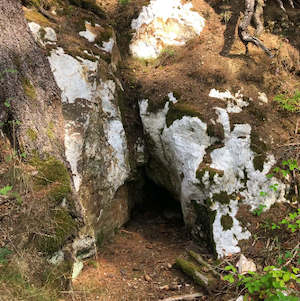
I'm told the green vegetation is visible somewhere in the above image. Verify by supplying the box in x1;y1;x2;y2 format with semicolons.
30;156;71;205
27;128;38;141
196;167;224;185
212;191;231;205
0;185;13;195
251;204;267;216
274;90;300;112
250;132;267;171
38;208;77;254
0;247;12;263
224;265;299;301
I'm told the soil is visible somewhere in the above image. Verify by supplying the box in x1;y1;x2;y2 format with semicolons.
66;201;210;301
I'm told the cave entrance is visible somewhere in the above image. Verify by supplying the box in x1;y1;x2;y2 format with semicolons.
126;176;186;235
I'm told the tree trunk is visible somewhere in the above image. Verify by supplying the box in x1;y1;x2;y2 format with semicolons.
0;0;64;159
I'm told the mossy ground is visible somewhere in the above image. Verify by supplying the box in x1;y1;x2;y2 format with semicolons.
0;138;77;299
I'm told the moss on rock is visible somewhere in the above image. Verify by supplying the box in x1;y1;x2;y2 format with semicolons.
212;191;231;205
38;208;77;255
27;128;38;141
30;156;71;205
166;103;203;127
221;213;233;230
251;132;267;171
21;77;36;99
196;167;224;185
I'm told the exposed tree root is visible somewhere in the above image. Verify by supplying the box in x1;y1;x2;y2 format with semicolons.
238;0;273;58
239;0;296;57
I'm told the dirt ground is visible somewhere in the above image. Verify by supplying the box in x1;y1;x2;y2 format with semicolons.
66;200;210;301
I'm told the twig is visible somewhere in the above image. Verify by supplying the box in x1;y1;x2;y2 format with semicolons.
59;291;87;294
120;229;136;235
160;293;204;301
293;169;298;195
284;242;300;267
295;118;299;135
92;229;101;279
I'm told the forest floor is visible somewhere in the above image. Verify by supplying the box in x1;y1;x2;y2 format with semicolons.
63;201;210;301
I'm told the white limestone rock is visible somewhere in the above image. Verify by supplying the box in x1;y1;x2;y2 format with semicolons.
139;91;286;258
28;22;57;47
47;40;130;250
130;0;205;59
79;21;100;42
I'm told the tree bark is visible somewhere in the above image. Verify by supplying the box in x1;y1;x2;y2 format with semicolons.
238;0;273;58
0;0;64;159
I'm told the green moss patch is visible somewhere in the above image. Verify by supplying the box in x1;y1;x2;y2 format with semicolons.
221;213;233;230
196;167;224;187
21;77;36;99
27;128;38;141
38;208;77;255
30;156;71;205
166;103;203;127
212;191;231;205
250;132;267;171
253;154;266;172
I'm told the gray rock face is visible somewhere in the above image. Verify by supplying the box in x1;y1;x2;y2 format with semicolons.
29;21;131;254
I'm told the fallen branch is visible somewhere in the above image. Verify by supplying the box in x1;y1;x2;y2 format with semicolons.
188;250;222;278
120;229;136;235
175;258;218;295
160;293;204;301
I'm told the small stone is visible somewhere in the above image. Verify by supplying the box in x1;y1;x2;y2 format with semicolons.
159;285;169;290
169;285;178;291
144;274;152;282
166;263;172;269
120;269;126;277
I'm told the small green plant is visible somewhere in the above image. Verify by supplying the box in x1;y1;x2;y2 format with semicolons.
12;192;22;205
0;185;13;195
223;265;300;301
274;90;300;113
0;247;12;264
252;204;267;216
267;159;298;179
278;209;300;233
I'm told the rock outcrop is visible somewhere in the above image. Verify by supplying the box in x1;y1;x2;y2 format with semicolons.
28;10;131;259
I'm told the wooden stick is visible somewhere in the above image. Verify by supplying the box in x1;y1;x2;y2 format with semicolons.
120;229;136;235
160;293;204;301
188;250;222;278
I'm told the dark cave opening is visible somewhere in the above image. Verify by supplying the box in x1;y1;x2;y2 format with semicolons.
127;175;185;230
